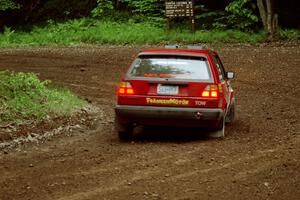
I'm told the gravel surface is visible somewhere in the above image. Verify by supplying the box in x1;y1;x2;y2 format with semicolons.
0;44;299;200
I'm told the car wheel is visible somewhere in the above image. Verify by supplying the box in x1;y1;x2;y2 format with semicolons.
114;118;133;140
118;130;133;140
225;99;235;124
208;118;225;138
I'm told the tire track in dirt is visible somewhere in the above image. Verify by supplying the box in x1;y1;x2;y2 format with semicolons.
57;137;299;200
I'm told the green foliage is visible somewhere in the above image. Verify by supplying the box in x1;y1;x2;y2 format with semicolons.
90;0;165;27
123;0;164;16
194;1;258;31
224;0;258;31
0;71;47;97
0;18;268;47
279;29;300;40
47;18;94;32
91;0;113;18
2;27;15;44
0;71;86;125
124;0;165;26
0;0;298;33
0;0;19;11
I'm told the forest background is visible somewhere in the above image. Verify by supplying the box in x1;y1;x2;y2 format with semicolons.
0;0;299;46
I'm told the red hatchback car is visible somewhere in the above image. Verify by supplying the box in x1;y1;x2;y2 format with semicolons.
115;45;235;140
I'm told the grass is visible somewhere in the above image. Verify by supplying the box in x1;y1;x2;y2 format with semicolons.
0;18;273;47
0;70;87;126
279;29;300;40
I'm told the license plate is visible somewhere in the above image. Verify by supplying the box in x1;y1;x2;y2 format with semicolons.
157;84;179;95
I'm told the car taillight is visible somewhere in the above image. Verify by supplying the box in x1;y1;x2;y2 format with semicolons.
201;84;222;98
118;81;135;95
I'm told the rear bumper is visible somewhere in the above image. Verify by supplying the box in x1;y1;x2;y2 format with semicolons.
115;105;224;128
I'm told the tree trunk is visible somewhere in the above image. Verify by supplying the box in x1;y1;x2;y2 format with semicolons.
257;0;267;28
257;0;278;39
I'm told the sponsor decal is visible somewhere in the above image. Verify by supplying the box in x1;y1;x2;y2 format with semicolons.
146;98;189;106
195;101;206;106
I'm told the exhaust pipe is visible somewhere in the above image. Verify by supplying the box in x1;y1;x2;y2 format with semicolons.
195;112;203;119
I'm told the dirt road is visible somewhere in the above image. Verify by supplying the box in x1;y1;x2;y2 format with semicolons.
0;44;299;200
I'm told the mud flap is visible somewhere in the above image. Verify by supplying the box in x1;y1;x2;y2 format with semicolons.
208;118;225;138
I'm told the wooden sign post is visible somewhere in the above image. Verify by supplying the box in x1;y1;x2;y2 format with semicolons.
165;0;195;32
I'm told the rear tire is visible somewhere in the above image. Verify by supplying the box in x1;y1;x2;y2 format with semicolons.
118;130;133;140
114;118;133;140
225;99;235;124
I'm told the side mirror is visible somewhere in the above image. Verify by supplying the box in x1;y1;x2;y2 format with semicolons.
226;71;235;79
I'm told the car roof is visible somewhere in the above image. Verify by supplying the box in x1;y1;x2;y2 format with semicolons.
139;48;215;57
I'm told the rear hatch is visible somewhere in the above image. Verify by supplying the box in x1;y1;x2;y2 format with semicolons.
117;54;222;108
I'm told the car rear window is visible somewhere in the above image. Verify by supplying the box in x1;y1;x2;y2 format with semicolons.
128;55;212;81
